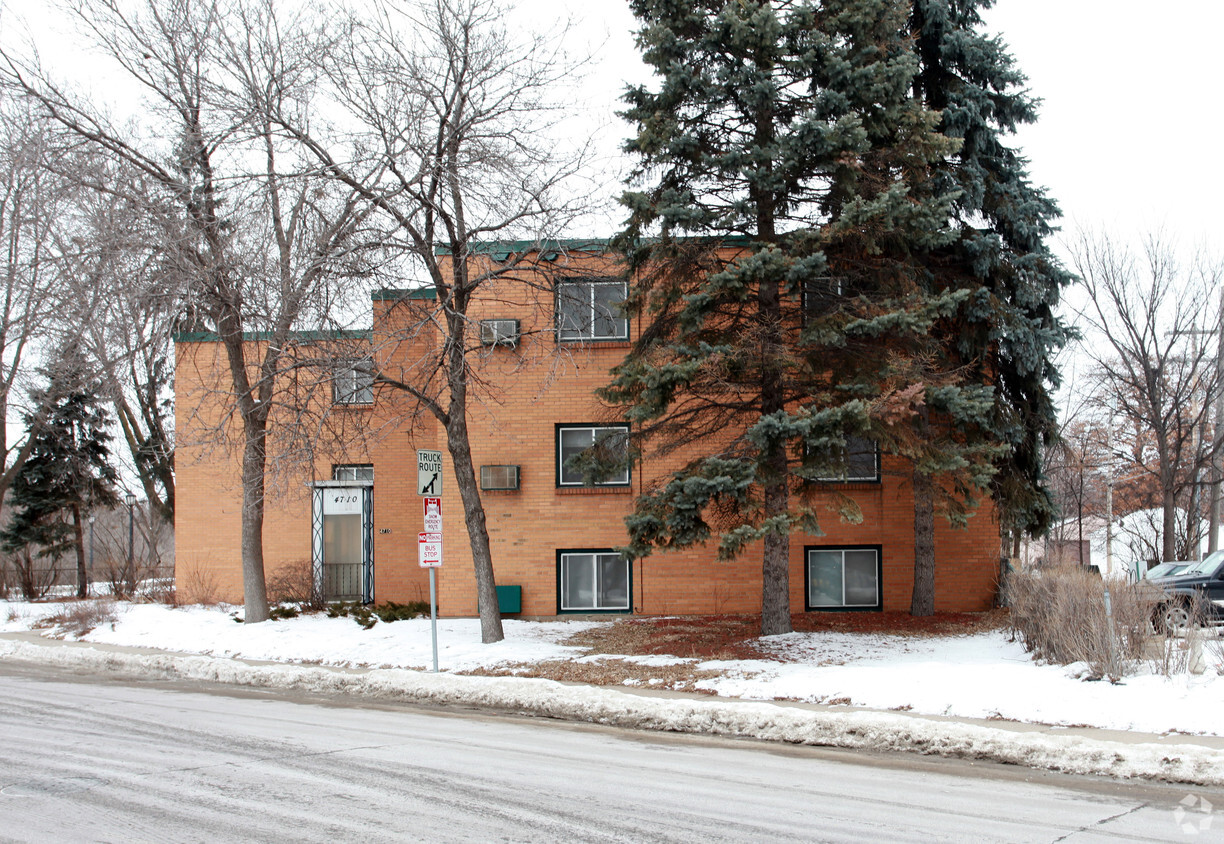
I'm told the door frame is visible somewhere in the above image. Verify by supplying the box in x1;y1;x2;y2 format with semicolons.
310;481;374;603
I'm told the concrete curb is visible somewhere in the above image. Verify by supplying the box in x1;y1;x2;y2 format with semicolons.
3;632;1224;787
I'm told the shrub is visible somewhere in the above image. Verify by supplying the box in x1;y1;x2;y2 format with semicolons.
1005;566;1157;680
36;598;117;637
267;560;321;609
326;600;432;628
178;560;220;605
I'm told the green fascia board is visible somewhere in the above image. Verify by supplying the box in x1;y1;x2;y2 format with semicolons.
371;287;438;301
433;239;613;258
174;328;372;343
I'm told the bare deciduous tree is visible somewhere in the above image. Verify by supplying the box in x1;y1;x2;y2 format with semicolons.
2;0;373;622
1073;231;1223;562
277;0;591;643
0;94;70;504
52;156;180;524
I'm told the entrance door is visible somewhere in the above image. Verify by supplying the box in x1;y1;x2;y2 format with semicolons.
311;484;373;603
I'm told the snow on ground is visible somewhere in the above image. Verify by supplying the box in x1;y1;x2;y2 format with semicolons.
4;598;1223;741
7;598;1224;785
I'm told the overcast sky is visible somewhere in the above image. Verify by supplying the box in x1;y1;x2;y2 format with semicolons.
530;0;1224;255
11;0;1220;249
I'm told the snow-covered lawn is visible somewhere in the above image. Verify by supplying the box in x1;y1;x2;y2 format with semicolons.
4;598;1222;739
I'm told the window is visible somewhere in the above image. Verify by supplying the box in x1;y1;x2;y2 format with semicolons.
806;546;882;611
802;276;846;317
558;550;631;612
557;278;628;341
556;424;630;486
809;436;879;483
333;464;374;482
334;359;374;405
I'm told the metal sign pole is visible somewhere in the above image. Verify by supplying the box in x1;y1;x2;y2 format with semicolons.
429;567;439;673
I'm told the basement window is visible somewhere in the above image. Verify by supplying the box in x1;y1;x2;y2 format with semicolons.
558;550;631;613
806;546;882;611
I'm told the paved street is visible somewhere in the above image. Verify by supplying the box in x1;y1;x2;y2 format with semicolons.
0;662;1214;842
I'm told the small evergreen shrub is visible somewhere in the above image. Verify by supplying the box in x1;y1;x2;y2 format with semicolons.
325;600;433;628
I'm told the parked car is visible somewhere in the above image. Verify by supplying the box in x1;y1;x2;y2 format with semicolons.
1144;562;1190;580
1150;550;1224;631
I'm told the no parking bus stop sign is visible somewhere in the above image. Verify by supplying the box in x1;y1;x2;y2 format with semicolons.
418;532;442;568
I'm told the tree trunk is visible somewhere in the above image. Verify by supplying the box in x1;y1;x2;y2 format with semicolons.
240;421;270;623
444;313;504;644
18;550;35;600
1162;486;1177;562
448;414;504;644
911;466;936;616
761;462;792;636
72;503;87;599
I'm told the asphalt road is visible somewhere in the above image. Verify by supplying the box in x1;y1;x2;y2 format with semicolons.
0;661;1215;842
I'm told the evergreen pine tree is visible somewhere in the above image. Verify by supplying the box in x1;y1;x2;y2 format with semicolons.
2;353;120;598
905;0;1072;612
607;0;990;633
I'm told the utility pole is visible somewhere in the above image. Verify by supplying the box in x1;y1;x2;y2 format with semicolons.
1209;289;1224;554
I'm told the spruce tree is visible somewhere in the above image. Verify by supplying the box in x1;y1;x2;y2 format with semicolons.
2;354;120;598
607;0;988;634
906;0;1072;613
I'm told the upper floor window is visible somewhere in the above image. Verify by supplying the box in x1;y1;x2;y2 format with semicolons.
557;278;628;341
802;276;846;318
333;464;374;482
810;435;880;483
557;424;630;487
334;359;374;405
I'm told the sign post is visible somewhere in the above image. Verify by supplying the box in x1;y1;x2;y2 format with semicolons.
418;530;442;672
416;452;443;671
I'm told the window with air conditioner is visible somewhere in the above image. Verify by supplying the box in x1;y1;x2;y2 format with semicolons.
480;319;520;347
480;465;520;490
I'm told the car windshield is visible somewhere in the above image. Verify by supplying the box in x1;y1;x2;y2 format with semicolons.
1146;563;1178;578
1180;549;1224;576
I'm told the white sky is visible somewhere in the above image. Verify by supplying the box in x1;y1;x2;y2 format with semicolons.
551;0;1224;250
10;0;1219;247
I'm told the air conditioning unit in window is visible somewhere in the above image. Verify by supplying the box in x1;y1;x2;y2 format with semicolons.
480;464;520;491
480;319;520;348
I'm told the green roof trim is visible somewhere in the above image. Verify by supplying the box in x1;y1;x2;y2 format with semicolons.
174;328;371;343
372;287;437;301
434;239;613;257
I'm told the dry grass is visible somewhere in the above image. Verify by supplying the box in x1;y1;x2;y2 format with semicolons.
462;610;1007;691
459;657;723;693
564;610;1008;662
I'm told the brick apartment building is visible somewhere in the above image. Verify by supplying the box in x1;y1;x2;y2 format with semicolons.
174;245;1002;617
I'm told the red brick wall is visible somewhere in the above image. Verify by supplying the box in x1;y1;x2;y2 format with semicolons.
175;252;1002;615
